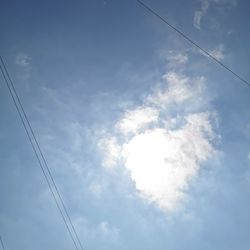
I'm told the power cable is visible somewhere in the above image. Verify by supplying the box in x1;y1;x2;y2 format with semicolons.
0;236;5;250
0;56;84;250
0;57;79;250
136;0;250;87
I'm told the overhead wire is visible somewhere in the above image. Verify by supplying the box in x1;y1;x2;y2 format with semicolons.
136;0;250;87
0;56;84;250
0;236;5;250
0;57;79;250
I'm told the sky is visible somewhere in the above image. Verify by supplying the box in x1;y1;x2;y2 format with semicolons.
0;0;250;249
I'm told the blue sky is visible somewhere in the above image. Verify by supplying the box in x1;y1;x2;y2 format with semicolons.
1;0;250;249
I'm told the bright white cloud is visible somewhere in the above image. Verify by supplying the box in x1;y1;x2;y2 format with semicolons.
98;70;218;213
120;112;215;212
116;107;159;135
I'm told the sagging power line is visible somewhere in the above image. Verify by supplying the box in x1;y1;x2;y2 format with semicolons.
136;0;250;87
0;56;84;250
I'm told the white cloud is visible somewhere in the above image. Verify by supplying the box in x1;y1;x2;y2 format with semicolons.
121;112;215;212
116;107;159;135
98;70;218;213
98;137;121;169
194;0;210;29
147;72;205;108
194;11;204;30
167;51;189;67
193;0;237;30
209;44;225;60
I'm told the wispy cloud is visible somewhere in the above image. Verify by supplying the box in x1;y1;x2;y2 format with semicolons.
194;0;210;30
244;123;250;139
193;0;237;30
98;137;122;169
88;181;103;197
246;152;250;184
15;52;32;79
166;51;189;68
15;53;31;66
98;221;120;239
208;44;225;60
98;68;218;213
73;217;120;245
146;72;205;108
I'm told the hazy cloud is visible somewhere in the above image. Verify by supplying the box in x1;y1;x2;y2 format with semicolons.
74;217;120;244
15;52;31;66
15;52;32;79
88;181;103;197
99;221;119;239
98;137;122;169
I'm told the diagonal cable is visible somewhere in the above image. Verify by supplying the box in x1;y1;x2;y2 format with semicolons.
0;236;5;250
136;0;250;87
0;56;84;250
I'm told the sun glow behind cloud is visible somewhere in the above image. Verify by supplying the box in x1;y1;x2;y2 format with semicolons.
98;54;218;213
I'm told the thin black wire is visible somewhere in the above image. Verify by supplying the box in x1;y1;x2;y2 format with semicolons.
0;57;82;250
0;56;84;250
0;59;79;250
0;236;5;250
136;0;250;87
